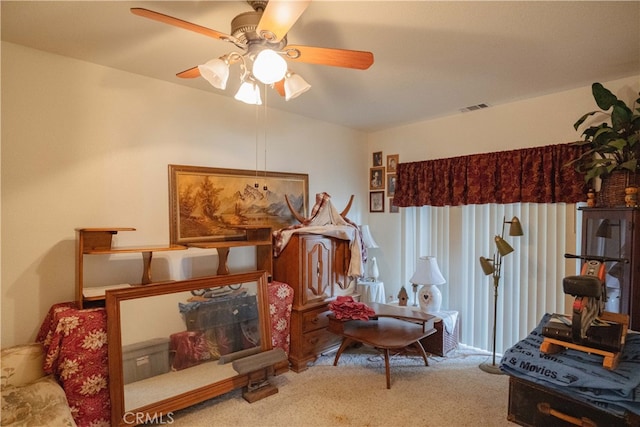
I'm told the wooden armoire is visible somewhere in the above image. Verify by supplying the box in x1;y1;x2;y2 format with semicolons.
273;233;354;372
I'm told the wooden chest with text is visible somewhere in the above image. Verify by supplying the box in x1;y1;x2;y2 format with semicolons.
508;376;640;426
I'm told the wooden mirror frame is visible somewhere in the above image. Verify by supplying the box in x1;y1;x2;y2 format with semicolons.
106;271;271;426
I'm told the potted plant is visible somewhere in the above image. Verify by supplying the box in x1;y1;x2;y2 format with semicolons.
566;82;640;206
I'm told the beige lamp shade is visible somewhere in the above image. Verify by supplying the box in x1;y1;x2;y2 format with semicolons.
479;256;495;275
360;225;379;249
494;236;514;257
410;256;446;286
508;216;524;236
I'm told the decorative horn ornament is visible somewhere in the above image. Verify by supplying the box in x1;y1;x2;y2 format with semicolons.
284;194;355;224
285;194;307;224
340;195;354;219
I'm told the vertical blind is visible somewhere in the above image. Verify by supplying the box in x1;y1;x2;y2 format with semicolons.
402;203;577;354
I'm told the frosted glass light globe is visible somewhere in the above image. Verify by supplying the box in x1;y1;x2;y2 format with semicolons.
253;50;287;84
234;81;262;105
198;58;229;90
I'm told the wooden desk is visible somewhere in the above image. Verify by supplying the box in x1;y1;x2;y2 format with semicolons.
327;303;436;389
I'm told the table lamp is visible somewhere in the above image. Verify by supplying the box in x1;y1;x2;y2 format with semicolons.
410;256;446;312
360;225;379;281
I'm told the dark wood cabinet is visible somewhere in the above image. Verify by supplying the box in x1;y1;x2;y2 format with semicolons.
273;233;354;372
579;207;640;330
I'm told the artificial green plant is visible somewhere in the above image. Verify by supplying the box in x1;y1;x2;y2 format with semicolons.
567;82;640;183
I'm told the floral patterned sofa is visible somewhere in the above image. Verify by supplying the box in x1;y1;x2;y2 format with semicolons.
1;343;76;426
29;280;293;427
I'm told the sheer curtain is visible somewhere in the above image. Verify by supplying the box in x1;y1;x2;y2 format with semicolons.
402;203;577;354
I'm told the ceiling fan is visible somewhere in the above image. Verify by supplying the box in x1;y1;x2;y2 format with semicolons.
131;0;374;104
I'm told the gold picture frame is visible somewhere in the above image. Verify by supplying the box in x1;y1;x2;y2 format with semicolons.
370;167;385;190
387;173;396;197
373;151;383;167
389;198;399;213
169;165;308;244
387;154;399;172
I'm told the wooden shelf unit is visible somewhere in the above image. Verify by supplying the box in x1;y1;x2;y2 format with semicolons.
77;226;274;308
185;225;273;277
76;228;186;307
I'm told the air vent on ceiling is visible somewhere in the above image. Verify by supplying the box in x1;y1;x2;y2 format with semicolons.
460;103;490;113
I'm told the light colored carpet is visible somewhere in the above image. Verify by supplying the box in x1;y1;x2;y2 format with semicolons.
168;346;516;427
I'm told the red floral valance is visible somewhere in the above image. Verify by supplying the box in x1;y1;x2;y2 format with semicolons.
393;143;588;207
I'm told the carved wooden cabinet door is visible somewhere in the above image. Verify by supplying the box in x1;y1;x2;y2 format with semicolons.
302;235;332;305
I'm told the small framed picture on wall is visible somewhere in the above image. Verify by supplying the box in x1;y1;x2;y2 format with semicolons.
373;151;383;167
387;173;396;197
369;167;385;190
389;198;399;213
370;191;385;212
387;154;399;172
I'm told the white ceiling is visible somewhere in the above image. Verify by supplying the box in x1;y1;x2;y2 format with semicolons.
2;1;639;132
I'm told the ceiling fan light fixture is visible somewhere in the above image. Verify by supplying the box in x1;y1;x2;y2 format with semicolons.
252;49;287;84
198;58;230;90
234;80;262;105
284;72;311;101
132;6;374;105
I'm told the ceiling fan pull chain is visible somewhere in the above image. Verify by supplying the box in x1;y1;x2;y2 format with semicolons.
263;86;268;191
255;102;260;189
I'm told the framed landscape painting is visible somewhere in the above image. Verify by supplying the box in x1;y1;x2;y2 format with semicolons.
169;165;308;244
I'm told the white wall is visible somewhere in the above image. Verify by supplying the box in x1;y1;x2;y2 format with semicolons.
366;75;640;299
1;42;368;347
2;40;638;348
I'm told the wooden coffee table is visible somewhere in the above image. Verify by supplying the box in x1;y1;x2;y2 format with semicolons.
327;303;436;389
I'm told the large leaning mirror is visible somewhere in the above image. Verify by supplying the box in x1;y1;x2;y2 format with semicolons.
106;271;271;426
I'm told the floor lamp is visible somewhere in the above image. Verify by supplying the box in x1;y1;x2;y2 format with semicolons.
478;216;523;375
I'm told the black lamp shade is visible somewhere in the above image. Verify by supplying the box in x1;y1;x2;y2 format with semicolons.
595;219;611;238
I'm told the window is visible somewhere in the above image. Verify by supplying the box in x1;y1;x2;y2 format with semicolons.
402;203;576;354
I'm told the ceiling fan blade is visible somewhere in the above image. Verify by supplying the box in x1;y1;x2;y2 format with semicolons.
284;45;374;70
256;0;311;43
131;8;244;47
177;67;201;79
273;79;285;97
